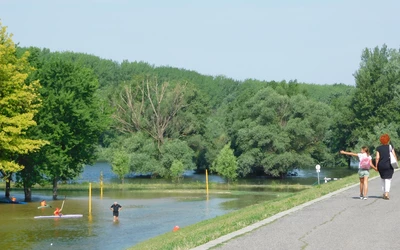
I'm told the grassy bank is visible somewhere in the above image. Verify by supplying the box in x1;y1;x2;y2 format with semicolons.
128;171;378;250
0;181;309;193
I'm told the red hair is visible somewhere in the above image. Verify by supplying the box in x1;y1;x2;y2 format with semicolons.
380;134;390;145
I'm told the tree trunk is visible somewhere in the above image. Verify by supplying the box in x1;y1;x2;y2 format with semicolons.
24;185;32;202
5;177;11;198
52;178;58;200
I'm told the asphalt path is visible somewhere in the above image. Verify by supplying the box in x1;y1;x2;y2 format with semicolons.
193;171;400;250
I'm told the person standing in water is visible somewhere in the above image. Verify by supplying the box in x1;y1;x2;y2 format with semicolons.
110;201;122;222
40;200;47;207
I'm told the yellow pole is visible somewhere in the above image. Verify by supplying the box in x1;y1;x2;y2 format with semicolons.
206;169;209;198
100;171;103;199
88;213;93;235
89;182;92;214
100;180;103;199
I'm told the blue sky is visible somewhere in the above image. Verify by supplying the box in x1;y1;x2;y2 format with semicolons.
1;0;399;85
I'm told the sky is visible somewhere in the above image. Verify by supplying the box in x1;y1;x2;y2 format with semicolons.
1;0;399;85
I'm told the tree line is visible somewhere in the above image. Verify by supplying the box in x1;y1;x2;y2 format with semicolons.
1;22;400;201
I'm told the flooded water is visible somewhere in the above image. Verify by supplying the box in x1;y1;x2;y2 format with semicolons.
0;189;279;250
0;163;356;250
78;162;356;186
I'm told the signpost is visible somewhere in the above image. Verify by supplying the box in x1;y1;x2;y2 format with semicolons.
315;164;321;185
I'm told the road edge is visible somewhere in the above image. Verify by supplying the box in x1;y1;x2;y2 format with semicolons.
192;175;380;250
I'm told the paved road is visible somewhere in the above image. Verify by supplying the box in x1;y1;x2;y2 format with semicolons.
193;172;400;250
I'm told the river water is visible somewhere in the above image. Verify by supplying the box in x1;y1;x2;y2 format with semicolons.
1;191;238;250
0;163;355;250
76;162;355;186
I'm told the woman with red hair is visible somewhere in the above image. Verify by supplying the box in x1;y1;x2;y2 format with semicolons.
375;134;397;200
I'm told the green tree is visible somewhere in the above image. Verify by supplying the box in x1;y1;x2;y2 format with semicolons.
112;77;189;150
102;133;195;179
229;87;332;177
104;133;161;176
0;22;47;197
327;91;355;167
211;144;238;183
20;57;109;200
111;150;130;184
170;160;185;183
201;115;230;171
349;45;400;146
167;86;212;170
159;139;195;177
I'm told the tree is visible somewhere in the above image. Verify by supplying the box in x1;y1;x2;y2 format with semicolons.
349;45;400;146
327;91;355;167
111;150;130;184
170;160;185;183
167;87;212;170
102;133;162;176
112;77;188;150
201;115;230;171
211;144;238;183
0;22;47;198
229;87;332;177
19;57;109;200
159;139;195;177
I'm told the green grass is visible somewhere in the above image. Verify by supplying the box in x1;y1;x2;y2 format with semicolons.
127;171;378;250
0;181;309;193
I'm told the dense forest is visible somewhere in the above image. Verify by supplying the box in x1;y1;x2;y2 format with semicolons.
2;22;400;201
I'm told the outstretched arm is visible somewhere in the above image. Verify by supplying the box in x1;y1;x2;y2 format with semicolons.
340;150;358;157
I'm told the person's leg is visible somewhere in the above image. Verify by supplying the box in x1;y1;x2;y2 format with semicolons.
359;177;364;198
381;178;385;197
386;178;392;192
383;178;391;199
384;179;392;199
363;176;368;199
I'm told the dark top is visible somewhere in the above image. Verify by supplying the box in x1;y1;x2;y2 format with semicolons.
376;144;394;179
111;204;122;212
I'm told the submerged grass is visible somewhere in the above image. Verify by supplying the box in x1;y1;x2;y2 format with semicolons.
128;171;378;250
0;181;309;193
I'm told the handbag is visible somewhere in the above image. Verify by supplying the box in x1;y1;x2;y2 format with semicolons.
389;145;399;169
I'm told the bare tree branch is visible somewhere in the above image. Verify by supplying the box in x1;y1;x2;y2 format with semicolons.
112;77;188;151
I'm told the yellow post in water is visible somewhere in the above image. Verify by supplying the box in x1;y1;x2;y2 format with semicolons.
100;181;103;199
100;171;103;199
206;169;209;198
89;182;92;214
